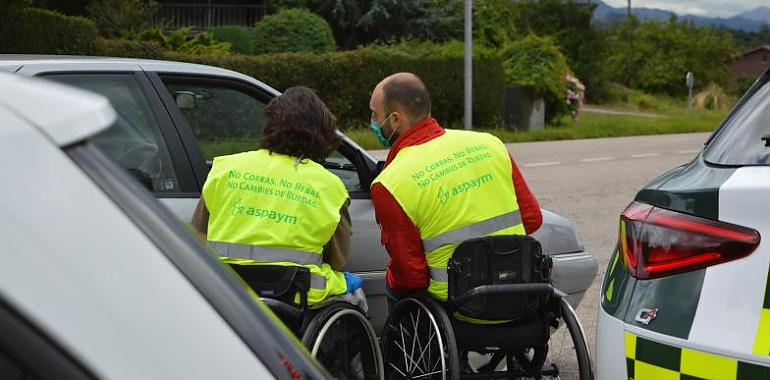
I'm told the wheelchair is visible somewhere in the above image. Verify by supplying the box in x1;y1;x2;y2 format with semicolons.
231;264;384;380
380;235;592;380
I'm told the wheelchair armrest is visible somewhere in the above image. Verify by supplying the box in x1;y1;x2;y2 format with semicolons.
451;283;567;308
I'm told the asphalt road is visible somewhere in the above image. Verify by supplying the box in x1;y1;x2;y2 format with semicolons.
370;132;713;378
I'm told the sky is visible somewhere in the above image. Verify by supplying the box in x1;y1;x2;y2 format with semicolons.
602;0;767;18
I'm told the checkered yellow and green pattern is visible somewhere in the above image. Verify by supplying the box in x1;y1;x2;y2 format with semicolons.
625;332;770;380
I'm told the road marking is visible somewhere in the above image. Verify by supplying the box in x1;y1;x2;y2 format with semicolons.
630;153;661;158
523;161;562;168
676;150;700;154
580;157;615;162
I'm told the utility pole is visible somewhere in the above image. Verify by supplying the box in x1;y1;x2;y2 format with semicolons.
464;0;472;130
627;0;631;17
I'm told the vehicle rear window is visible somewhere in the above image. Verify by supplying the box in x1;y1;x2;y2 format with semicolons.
703;78;770;166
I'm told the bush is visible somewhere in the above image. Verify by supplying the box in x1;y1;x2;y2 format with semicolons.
693;83;734;110
1;7;98;54
94;38;160;59
137;27;231;55
161;42;503;129
211;25;254;55
87;0;158;38
253;8;336;54
502;34;572;122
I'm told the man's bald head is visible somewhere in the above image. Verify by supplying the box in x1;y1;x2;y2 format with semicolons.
379;72;431;125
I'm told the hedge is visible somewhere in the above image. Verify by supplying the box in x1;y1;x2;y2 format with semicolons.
1;7;98;55
95;41;505;130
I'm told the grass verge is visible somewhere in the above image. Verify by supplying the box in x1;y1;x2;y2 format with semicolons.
344;109;727;150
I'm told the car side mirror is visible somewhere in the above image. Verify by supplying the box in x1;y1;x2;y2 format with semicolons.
174;91;197;109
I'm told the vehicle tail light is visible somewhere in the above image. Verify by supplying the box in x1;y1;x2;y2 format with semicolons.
619;202;760;279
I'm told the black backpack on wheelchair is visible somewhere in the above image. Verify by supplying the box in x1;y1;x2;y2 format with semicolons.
381;235;593;380
231;264;384;380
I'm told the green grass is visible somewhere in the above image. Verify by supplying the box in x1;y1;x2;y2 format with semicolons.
199;109;727;154
345;109;727;150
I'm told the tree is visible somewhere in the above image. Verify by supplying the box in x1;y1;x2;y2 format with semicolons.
87;0;157;38
605;16;738;95
511;0;609;100
270;0;460;49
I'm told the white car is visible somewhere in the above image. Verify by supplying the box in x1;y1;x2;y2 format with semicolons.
596;69;770;379
0;73;328;379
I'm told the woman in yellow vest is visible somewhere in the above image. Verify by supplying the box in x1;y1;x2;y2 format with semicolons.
190;87;354;305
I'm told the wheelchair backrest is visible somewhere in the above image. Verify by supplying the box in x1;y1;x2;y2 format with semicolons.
229;264;311;309
447;235;551;321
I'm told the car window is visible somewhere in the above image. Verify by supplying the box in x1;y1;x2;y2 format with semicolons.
43;74;180;192
161;78;363;193
704;79;770;166
164;81;266;160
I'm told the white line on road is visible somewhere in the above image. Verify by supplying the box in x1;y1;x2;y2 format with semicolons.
580;157;615;162
630;153;661;158
676;150;700;154
523;162;562;168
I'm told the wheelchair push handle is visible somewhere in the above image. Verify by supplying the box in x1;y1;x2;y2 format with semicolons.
451;283;568;308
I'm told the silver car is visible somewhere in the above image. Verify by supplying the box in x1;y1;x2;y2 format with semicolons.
0;72;329;379
0;55;598;331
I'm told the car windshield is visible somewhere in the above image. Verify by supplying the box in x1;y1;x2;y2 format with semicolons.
703;77;770;166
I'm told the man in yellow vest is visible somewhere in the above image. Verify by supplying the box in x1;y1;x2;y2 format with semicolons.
191;86;356;305
369;73;543;303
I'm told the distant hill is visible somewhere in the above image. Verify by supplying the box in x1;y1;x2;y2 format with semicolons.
593;1;769;32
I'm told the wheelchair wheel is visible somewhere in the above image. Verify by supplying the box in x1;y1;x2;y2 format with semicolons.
301;303;384;380
381;297;459;380
558;297;593;380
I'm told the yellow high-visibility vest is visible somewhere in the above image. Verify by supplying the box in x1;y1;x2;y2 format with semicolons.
203;149;348;304
373;129;525;301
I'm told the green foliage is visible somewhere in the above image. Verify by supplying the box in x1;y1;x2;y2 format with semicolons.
726;24;770;52
87;0;158;38
253;8;336;54
601;83;684;112
94;38;159;58
511;0;609;101
502;34;572;122
137;27;231;55
211;25;254;55
1;7;98;54
161;41;504;129
604;17;738;95
287;0;459;50
471;0;517;49
732;77;756;98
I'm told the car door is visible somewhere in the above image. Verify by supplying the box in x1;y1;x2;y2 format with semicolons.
143;71;390;332
16;63;199;202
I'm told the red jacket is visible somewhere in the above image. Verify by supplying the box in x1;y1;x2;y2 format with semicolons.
371;118;543;295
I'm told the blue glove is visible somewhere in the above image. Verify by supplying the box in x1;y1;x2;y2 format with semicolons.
343;272;364;293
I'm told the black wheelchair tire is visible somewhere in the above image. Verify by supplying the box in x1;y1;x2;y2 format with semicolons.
559;298;594;380
381;297;460;380
301;303;384;380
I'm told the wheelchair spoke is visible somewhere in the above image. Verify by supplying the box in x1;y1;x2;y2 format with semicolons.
414;327;436;373
397;322;424;374
410;310;421;373
389;361;409;378
411;370;444;379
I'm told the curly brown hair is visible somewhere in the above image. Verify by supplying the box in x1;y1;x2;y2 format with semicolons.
261;86;341;163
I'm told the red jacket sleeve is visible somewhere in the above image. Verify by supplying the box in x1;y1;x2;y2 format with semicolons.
370;182;429;296
510;154;543;234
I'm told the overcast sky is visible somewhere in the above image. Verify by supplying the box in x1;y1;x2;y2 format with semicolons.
602;0;767;18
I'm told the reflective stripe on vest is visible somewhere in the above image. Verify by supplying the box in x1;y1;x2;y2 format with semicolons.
309;274;326;290
422;210;522;252
430;267;449;282
209;241;323;267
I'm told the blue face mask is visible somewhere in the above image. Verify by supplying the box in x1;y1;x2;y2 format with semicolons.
369;114;397;148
